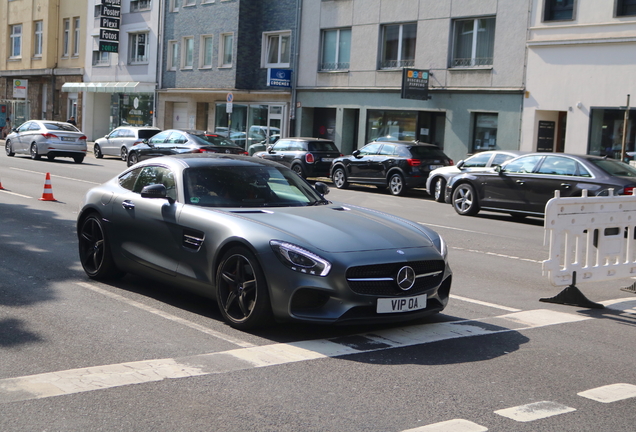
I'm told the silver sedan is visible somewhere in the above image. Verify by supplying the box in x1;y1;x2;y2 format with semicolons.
5;120;87;163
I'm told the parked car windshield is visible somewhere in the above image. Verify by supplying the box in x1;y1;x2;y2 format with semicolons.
308;141;339;152
184;165;325;208
591;158;636;178
196;134;239;147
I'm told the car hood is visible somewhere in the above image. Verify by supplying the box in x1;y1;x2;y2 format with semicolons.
223;204;436;253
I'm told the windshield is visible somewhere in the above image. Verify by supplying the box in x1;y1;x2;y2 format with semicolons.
591;158;636;178
45;122;79;132
191;134;238;147
308;141;339;152
184;165;325;208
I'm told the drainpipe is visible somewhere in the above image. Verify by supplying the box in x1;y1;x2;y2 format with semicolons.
155;0;165;128
289;0;302;137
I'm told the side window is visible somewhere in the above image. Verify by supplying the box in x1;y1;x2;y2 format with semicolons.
358;143;382;156
491;153;515;167
379;144;396;155
502;155;543;174
18;122;32;132
148;131;170;144
119;167;143;190
109;129;120;138
462;153;492;168
273;141;290;151
166;132;186;144
133;166;177;201
537;156;578;176
29;123;41;131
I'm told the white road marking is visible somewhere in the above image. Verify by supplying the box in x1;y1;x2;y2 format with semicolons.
578;383;636;403
450;294;522;312
76;282;256;349
419;222;492;236
452;246;543;264
10;167;100;184
401;419;488;432
0;309;590;404
601;298;636;314
494;401;576;422
0;189;32;198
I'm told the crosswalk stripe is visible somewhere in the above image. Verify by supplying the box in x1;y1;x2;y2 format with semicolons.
401;418;488;432
494;401;576;422
578;383;636;403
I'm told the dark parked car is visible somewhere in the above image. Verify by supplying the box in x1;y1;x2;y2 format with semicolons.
77;154;452;329
331;141;453;196
94;126;161;161
254;137;341;178
446;153;636;218
127;129;247;166
426;150;526;202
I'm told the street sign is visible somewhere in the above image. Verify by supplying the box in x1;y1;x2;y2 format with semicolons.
226;92;233;103
226;102;233;113
100;29;119;42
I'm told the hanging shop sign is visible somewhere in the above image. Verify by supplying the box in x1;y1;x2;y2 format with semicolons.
267;69;292;88
401;68;430;101
99;0;121;53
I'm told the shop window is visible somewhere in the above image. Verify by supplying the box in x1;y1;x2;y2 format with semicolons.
588;108;636;159
544;0;575;21
451;17;495;67
472;113;498;152
321;28;351;71
380;23;416;69
366;110;417;143
616;0;636;16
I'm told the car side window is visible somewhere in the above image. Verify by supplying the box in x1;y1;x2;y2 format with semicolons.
379;144;396;155
462;153;492;168
273;141;290;151
148;131;170;144
133;166;177;201
358;143;382;156
18;122;32;132
491;153;514;167
536;156;578;176
121;129;133;138
119;167;143;190
109;130;120;138
166;132;187;144
502;155;543;174
29;123;41;131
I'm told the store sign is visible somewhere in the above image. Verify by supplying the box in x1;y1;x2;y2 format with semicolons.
99;0;121;53
100;17;120;29
13;79;28;99
401;68;430;101
537;121;555;152
100;29;119;42
267;69;291;88
99;41;119;53
100;4;121;18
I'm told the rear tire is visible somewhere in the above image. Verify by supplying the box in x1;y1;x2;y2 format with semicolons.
5;141;14;157
388;173;406;196
332;167;349;189
433;177;446;202
127;151;139;167
452;183;480;216
291;164;305;178
78;214;125;280
216;246;273;330
94;144;103;159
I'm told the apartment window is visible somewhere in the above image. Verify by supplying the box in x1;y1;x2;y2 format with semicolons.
321;28;351;71
93;50;110;66
263;31;290;67
131;0;151;12
184;0;195;6
472;113;498;152
129;32;149;63
200;35;213;68
451;17;495;67
544;0;575;21
63;19;70;57
73;18;80;56
10;24;22;58
34;21;43;57
220;33;233;67
380;23;416;69
201;0;214;4
616;0;636;16
171;0;180;12
182;37;194;68
168;41;179;70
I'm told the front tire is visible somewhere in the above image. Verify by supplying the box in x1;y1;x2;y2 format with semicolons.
216;247;272;330
120;146;128;161
94;144;103;159
5;140;14;157
127;151;138;167
452;183;480;216
388;173;406;196
433;177;446;202
78;214;124;280
332;167;349;189
30;143;41;160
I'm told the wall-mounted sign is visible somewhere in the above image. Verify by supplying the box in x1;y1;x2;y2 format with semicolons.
537;120;555;152
99;0;121;53
267;69;291;88
100;29;119;42
13;79;28;99
103;0;121;5
401;68;430;101
99;41;119;53
100;17;120;29
100;4;121;18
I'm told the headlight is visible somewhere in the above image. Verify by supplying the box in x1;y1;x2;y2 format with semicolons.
435;235;448;259
270;240;331;276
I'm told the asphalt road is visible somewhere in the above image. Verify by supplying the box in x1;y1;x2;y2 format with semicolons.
0;145;635;432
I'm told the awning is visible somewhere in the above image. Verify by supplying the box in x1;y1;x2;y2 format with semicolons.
61;82;156;93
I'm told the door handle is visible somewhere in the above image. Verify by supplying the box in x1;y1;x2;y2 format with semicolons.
560;183;572;189
516;180;525;185
122;200;135;210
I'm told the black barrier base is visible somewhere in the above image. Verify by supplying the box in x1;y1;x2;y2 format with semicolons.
620;281;636;294
540;285;605;309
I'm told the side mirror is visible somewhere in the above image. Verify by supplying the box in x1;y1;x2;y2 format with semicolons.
267;146;274;153
456;160;465;169
141;184;174;203
314;182;330;196
352;149;361;158
495;165;503;173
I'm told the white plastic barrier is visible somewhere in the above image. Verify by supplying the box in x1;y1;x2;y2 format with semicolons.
541;189;636;307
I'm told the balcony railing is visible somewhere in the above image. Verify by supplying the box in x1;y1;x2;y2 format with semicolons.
320;62;350;71
379;59;415;69
451;57;493;67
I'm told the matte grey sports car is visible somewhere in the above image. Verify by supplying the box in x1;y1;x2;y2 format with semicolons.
77;154;452;330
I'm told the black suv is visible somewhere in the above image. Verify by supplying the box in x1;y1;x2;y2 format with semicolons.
330;141;453;196
254;137;342;178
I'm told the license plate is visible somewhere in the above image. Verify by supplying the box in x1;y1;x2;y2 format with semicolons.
62;137;75;142
322;158;334;162
377;294;427;313
429;164;443;170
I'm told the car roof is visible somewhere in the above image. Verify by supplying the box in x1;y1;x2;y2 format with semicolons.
368;140;439;147
278;137;334;142
115;126;160;130
159;153;284;169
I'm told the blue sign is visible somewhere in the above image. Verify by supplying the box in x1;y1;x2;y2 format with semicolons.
267;69;291;88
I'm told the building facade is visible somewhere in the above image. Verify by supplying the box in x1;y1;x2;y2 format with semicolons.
294;0;530;163
522;0;636;158
157;0;299;150
63;0;161;140
0;0;86;128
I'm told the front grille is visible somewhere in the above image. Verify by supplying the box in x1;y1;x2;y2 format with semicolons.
346;260;445;296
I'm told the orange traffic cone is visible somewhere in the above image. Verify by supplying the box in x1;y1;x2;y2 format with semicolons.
0;176;4;190
39;172;57;201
